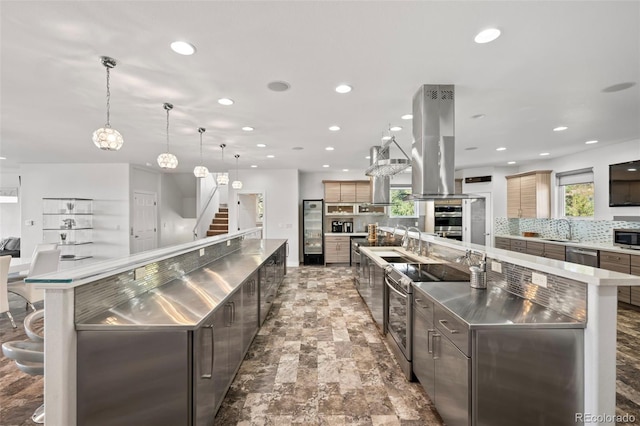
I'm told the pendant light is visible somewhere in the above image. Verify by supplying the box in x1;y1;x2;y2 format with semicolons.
232;154;243;189
193;127;209;178
157;103;178;169
92;56;124;151
217;144;229;185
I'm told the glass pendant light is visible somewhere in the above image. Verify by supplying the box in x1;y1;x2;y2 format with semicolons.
193;127;209;178
157;103;178;169
217;144;229;185
92;56;124;151
232;154;243;189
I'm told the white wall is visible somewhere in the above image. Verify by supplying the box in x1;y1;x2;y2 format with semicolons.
519;139;640;219
228;168;300;267
20;163;131;263
159;173;197;247
0;169;21;238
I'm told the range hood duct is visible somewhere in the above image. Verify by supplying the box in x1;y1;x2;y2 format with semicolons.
409;84;477;200
369;146;392;205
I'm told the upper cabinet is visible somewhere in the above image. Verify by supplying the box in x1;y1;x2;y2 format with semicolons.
323;180;371;203
505;171;551;218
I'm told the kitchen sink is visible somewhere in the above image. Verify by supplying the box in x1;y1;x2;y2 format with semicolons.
380;255;419;263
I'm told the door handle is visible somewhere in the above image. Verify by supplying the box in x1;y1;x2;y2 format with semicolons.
438;319;459;334
201;324;214;379
432;333;441;359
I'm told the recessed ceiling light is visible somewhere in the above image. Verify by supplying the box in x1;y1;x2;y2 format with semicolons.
401;114;413;120
602;82;636;93
585;140;598;145
342;169;349;172
474;28;501;44
326;147;335;151
251;165;258;168
218;98;234;106
329;125;341;131
323;164;330;168
267;154;275;158
267;81;291;92
257;143;267;148
390;126;402;132
496;147;507;151
365;156;370;159
381;135;392;141
465;147;478;151
170;41;196;55
335;84;352;94
242;126;254;132
0;157;6;160
553;126;568;132
540;152;550;156
471;114;485;119
507;161;516;165
292;146;304;150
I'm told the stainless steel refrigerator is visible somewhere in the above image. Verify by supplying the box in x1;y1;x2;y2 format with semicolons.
303;199;324;265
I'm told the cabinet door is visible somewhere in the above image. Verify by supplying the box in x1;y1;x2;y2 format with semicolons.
494;237;511;250
356;181;371;203
340;182;356;202
324;182;341;202
413;304;435;396
228;291;244;379
525;241;544;256
212;305;230;410
543;243;565;261
519;174;538;218
242;275;259;354
506;178;521;218
434;335;471;426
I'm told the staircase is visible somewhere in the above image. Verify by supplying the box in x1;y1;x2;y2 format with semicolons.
207;204;229;236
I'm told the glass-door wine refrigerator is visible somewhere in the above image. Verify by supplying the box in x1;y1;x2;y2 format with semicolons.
303;199;324;265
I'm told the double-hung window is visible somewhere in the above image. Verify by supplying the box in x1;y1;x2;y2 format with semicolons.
556;168;594;218
389;186;417;218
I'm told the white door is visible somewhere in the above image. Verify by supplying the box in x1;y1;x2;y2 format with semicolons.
132;191;158;253
463;192;492;246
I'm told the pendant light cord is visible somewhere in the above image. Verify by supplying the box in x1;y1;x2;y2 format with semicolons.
166;108;170;151
105;66;111;128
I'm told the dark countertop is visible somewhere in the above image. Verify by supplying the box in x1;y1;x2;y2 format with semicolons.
76;239;286;331
413;281;585;329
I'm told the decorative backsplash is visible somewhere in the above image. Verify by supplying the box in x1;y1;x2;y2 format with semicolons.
75;237;242;323
495;217;640;244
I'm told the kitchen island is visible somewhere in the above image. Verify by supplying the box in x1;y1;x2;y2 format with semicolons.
28;228;288;426
362;228;640;426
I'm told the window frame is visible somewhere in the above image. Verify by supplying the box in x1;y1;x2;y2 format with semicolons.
556;168;594;219
388;186;418;218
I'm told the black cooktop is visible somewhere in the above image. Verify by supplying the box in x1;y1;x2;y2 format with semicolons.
389;262;470;283
353;238;401;248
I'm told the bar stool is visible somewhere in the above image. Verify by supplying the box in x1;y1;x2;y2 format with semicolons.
2;309;45;423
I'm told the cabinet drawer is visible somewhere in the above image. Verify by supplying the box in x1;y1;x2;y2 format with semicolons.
526;241;544;256
413;293;434;320
434;305;469;356
511;247;527;253
543;244;566;260
600;251;630;273
631;254;640;268
511;240;526;249
631;287;640;306
619;286;631;303
495;237;511;250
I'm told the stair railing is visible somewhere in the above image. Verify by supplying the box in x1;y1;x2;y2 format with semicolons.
193;184;219;240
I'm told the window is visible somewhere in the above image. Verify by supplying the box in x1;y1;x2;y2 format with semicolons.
556;168;594;217
389;187;417;218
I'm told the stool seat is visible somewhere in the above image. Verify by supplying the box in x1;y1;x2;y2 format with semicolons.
2;341;44;363
15;359;44;376
24;309;44;343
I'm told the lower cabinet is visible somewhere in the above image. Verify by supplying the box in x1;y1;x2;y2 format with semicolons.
600;251;632;304
325;235;350;264
259;244;287;325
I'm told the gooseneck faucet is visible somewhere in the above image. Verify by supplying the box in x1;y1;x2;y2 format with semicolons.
407;226;422;254
556;218;573;241
395;225;408;248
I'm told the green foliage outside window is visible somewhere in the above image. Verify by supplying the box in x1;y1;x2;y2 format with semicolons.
390;188;415;217
564;183;594;217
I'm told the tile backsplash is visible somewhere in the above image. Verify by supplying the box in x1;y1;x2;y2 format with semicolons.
495;217;640;244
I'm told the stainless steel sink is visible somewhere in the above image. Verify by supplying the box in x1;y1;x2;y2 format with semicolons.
380;255;418;263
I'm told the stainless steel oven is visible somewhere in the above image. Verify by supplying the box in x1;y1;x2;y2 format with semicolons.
384;266;414;380
434;201;463;240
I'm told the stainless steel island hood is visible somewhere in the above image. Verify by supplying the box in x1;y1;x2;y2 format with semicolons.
409;84;477;200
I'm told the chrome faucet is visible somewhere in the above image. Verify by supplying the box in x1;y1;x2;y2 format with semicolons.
407;226;422;254
556;219;573;241
395;225;408;248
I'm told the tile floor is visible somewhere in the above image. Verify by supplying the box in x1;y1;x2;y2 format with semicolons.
1;265;640;425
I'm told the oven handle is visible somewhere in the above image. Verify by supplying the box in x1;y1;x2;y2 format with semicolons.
384;275;408;299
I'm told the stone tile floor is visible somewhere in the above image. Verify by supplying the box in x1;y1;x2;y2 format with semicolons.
1;265;640;425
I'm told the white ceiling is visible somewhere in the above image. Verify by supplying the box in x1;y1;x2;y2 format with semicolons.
1;1;639;175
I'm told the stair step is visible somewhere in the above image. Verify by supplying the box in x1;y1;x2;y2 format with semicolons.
210;224;228;231
207;230;227;236
219;207;228;212
213;218;228;224
215;213;228;218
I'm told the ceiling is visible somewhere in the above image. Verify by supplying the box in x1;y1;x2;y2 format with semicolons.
1;1;639;176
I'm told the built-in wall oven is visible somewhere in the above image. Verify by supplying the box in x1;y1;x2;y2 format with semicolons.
433;201;463;241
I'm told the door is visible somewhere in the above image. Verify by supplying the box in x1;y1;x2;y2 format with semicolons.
434;335;471;426
463;194;491;246
237;191;265;234
194;317;216;426
132;191;157;254
242;274;259;353
413;305;435;397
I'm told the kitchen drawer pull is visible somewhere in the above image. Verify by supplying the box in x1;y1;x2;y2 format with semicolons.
438;319;459;334
432;333;441;360
427;329;437;354
201;324;214;379
415;299;430;310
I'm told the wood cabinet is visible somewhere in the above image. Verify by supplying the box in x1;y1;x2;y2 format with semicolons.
505;171;551;218
543;243;565;261
494;237;511;250
599;251;632;303
325;235;350;264
495;236;566;261
631;255;640;305
510;239;527;253
323;180;370;203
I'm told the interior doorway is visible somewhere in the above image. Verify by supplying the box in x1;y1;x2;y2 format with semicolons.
132;191;158;254
237;191;265;236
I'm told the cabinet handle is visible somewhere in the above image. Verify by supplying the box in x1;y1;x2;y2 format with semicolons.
225;303;233;327
438;319;459;334
201;324;214;379
432;333;441;360
415;298;430;310
427;329;437;354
